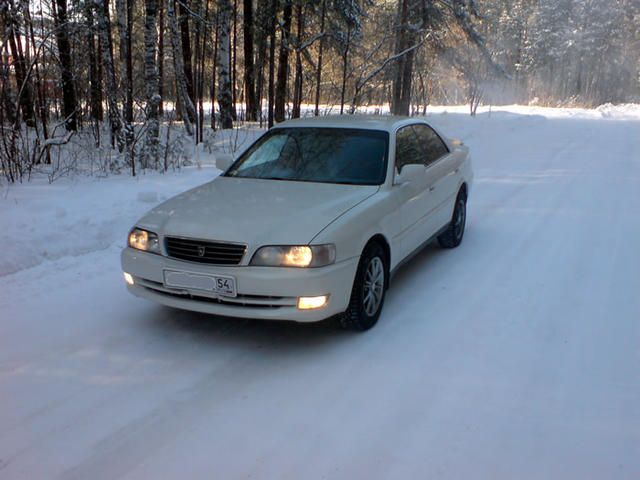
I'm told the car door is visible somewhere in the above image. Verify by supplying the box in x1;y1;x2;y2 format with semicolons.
393;125;436;259
413;124;461;232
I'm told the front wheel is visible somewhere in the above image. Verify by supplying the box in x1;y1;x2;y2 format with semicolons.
438;192;467;249
339;242;387;331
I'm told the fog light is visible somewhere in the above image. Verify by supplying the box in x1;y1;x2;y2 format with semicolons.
297;295;328;310
123;272;134;285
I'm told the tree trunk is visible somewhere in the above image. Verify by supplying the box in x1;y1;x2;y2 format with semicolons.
197;0;209;141
116;0;134;160
254;0;270;125
231;0;237;120
168;0;197;134
142;0;161;170
7;1;35;127
95;0;125;152
339;25;351;115
314;0;326;116
267;0;276;127
85;1;103;123
1;58;17;128
158;0;165;115
178;0;195;106
193;0;202;143
291;2;303;118
24;1;51;162
216;0;233;129
126;0;134;123
274;0;292;122
398;43;415;115
52;0;78;131
211;11;219;130
391;0;415;116
243;0;257;121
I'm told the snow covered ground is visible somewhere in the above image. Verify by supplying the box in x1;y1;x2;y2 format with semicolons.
1;106;639;479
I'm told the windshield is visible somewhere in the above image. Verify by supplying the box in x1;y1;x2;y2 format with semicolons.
225;128;389;185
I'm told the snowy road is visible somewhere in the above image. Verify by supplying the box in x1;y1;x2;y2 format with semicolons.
1;107;640;479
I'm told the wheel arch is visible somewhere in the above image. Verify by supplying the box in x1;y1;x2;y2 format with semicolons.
459;182;468;199
363;233;391;289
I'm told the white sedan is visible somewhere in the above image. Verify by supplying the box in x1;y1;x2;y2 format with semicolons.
121;115;472;330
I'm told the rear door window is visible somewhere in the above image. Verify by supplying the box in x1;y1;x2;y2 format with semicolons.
412;124;449;166
395;126;424;171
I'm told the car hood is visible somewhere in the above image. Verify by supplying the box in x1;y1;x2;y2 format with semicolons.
136;176;379;247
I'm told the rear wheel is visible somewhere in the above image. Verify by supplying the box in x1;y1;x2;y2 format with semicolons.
339;242;387;331
438;191;467;249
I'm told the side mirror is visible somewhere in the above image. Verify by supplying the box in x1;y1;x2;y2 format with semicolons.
394;164;425;185
216;153;234;171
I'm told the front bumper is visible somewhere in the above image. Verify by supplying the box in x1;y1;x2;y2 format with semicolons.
121;247;358;322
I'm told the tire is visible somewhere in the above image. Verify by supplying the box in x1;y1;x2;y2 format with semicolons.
339;242;388;331
438;190;467;249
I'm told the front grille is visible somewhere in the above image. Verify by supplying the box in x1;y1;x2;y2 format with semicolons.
165;236;246;265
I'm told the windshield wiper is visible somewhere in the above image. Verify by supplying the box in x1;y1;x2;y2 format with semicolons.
261;176;292;181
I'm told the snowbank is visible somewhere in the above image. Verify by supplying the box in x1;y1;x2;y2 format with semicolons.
0;169;220;276
595;103;640;120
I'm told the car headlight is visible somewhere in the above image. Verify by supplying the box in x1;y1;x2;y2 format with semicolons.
128;228;160;254
250;245;336;268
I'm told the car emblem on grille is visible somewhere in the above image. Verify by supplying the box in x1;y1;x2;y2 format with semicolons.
197;246;206;257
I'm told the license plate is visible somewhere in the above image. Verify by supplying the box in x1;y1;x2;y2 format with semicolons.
163;270;237;297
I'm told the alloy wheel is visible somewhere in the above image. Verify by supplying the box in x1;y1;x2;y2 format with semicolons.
363;256;385;316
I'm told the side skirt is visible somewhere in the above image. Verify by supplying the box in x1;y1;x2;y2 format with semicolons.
389;224;449;282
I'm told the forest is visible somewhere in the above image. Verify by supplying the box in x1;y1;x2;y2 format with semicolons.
1;0;639;181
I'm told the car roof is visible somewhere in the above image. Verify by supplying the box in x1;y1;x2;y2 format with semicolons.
274;114;427;133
